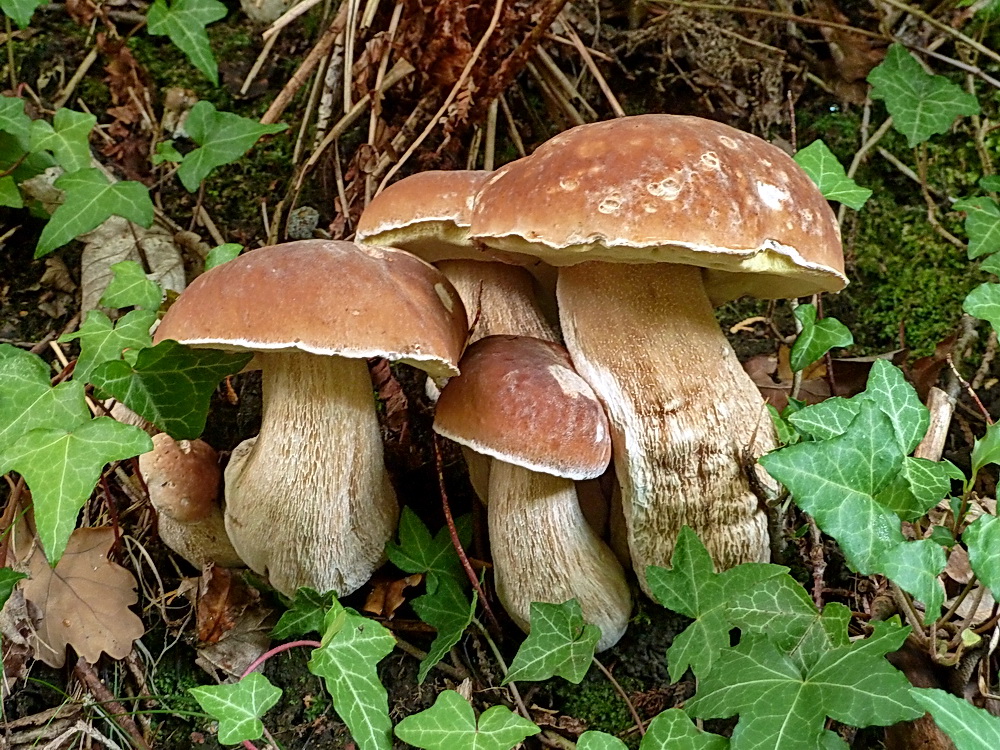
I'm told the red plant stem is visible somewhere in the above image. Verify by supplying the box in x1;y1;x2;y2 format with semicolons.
433;434;503;636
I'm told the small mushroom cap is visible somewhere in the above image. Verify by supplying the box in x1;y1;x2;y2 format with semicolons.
434;335;611;480
469;115;846;304
153;240;468;379
139;433;220;522
356;170;493;262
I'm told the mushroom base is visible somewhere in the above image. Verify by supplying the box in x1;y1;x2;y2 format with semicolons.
224;352;398;597
558;262;775;594
489;460;631;652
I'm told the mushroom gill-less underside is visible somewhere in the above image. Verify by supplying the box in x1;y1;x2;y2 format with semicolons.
223;351;398;597
558;262;776;594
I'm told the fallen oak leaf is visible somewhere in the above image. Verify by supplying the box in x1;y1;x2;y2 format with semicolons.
17;527;144;667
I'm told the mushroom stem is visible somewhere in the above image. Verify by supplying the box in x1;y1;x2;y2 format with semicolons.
557;262;775;594
224;351;398;597
489;459;630;652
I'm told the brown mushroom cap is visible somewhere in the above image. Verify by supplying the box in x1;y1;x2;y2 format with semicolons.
355;171;493;262
469;115;845;303
434;335;611;481
140;433;221;523
154;239;467;379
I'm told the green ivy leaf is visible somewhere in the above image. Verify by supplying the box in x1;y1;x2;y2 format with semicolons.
0;175;22;207
0;568;27;610
0;418;152;564
0;96;30;148
146;0;228;85
971;420;1000;479
394;690;540;750
100;260;164;311
863;360;929;454
35;169;154;257
868;44;981;147
965;282;1000;334
787;397;859;441
727;573;830;653
877;540;945;624
0;0;44;27
789;304;853;372
577;732;626;750
0;344;89;457
767;404;800;446
59;310;156;384
981;176;1000;192
188;672;282;744
29;109;96;173
911;688;1000;750
981;253;1000;277
644;709;729;749
271;587;336;639
760;401;905;573
176;102;287;191
308;602;396;750
875;457;954;521
205;243;243;270
647;527;786;682
411;576;476;684
954;197;1000;259
793;140;871;210
504;599;600;685
963;515;1000;593
89;340;252;439
385;507;472;593
687;622;920;750
153;139;183;164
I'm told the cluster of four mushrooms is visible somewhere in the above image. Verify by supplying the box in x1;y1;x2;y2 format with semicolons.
148;114;845;652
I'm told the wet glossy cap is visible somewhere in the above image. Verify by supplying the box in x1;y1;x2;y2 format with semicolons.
154;239;468;378
434;335;611;480
469;115;846;303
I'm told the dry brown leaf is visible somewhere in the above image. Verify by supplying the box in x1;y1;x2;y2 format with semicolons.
362;573;422;619
193;565;260;644
1;588;34;699
19;528;144;668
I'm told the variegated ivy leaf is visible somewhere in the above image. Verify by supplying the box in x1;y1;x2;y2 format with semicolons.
965;282;1000;335
394;690;539;750
911;688;1000;750
794;140;871;210
954;196;1000;259
504;599;600;685
789;304;853;373
411;576;476;684
189;673;281;744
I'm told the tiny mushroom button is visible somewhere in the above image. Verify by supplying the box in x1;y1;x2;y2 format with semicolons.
469;115;847;594
434;335;631;651
154;240;468;597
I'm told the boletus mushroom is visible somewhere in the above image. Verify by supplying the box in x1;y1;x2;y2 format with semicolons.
434;335;630;650
469;115;846;592
154;240;467;597
139;433;243;568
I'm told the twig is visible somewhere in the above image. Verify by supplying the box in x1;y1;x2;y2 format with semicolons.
377;0;506;194
263;0;326;41
73;658;151;750
559;17;626;117
498;94;526;157
591;657;645;736
53;45;99;110
484;99;498;171
472;618;531;720
878;0;1000;67
241;31;280;96
914;387;956;462
946;354;993;424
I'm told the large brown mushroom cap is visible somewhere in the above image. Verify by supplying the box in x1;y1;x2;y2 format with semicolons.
470;114;845;303
435;335;610;480
154;239;467;379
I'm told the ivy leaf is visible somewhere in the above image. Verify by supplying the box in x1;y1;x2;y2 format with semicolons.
727;573;830;654
862;359;929;454
971;420;1000;479
205;243;243;270
394;690;540;750
760;401;905;573
788;397;859;441
385;507;471;593
0;0;43;27
308;602;396;750
100;260;163;311
964;282;1000;334
0;175;22;207
789;304;853;372
911;688;1000;750
647;527;786;682
0;95;31;148
153;139;183;164
176;102;287;191
36;169;154;257
793;140;871;210
504;599;600;685
0;568;27;610
981;253;1000;276
868;44;981;147
963;515;1000;593
954;197;1000;259
687;622;920;750
982;176;1000;192
188;672;282;744
29;109;96;172
577;732;626;750
89;340;252;439
0;418;152;564
411;576;476;684
876;540;945;624
146;0;228;85
0;344;89;457
59;310;156;384
767;404;799;446
875;457;954;520
643;709;729;749
271;587;336;639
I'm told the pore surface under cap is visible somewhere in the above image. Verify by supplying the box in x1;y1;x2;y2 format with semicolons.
434;335;611;480
470;115;846;303
154;239;468;379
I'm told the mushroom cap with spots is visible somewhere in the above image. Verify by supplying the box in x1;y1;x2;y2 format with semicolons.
469;114;845;304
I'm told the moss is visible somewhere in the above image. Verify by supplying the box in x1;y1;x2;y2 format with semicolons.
554;673;644;742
